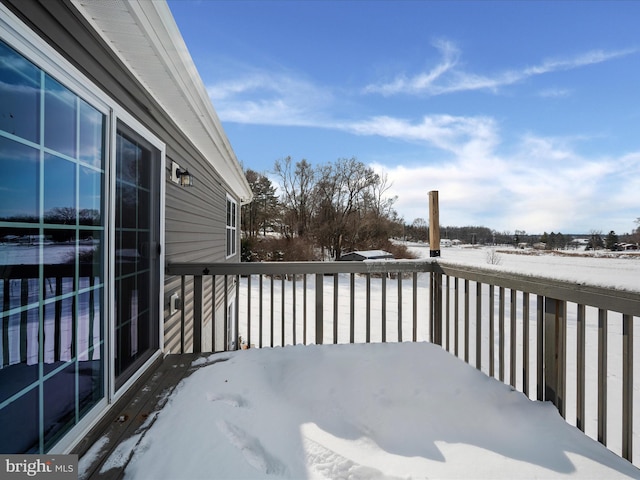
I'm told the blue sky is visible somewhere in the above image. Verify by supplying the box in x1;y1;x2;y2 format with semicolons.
168;1;640;235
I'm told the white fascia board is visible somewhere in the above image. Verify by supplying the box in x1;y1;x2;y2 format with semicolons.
71;0;253;204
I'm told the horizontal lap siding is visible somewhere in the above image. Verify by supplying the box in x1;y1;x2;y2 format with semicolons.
165;144;232;352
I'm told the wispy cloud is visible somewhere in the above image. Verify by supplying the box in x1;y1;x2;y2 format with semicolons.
207;69;500;158
364;43;636;96
362;39;460;96
537;88;572;98
207;71;333;126
343;114;498;157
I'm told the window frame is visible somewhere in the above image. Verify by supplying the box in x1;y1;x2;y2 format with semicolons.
226;194;238;258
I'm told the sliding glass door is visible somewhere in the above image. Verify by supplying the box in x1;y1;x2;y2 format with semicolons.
0;39;105;453
1;15;164;453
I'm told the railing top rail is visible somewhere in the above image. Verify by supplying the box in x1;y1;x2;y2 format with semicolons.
166;259;436;277
436;261;640;317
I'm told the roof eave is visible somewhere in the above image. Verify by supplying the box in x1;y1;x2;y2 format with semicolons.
71;0;252;203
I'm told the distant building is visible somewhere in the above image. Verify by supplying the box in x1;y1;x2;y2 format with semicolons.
340;250;394;261
615;243;639;251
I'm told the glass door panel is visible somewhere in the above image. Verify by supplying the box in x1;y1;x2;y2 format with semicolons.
114;124;160;388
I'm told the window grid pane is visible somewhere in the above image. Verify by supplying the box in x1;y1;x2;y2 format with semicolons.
0;39;105;454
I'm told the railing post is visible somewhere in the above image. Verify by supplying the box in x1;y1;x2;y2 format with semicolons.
303;275;307;345
224;275;229;350
445;275;450;351
476;282;482;370
464;279;469;362
180;276;186;354
544;297;566;417
522;292;530;397
235;275;240;350
622;313;633;462
315;273;323;344
510;289;517;388
430;271;443;346
350;273;355;344
598;308;608;445
413;272;418;343
211;275;217;352
270;276;274;348
333;274;339;344
397;274;403;343
366;274;371;343
193;275;203;353
259;275;263;348
281;276;286;346
499;287;505;382
489;284;495;377
536;296;544;401
576;304;586;431
382;274;387;343
246;275;251;348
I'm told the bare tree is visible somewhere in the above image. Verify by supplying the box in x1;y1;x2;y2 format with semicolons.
271;156;401;260
310;158;380;259
273;156;314;238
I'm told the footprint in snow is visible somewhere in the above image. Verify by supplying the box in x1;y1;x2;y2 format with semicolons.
303;437;406;480
217;420;287;476
206;393;247;408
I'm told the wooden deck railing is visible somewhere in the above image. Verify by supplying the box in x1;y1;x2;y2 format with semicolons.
167;259;638;466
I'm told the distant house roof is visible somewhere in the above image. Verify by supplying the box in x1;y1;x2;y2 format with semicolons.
340;250;394;261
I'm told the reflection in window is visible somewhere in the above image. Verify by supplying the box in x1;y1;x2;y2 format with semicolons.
0;40;40;142
79;100;104;167
0;136;39;221
79;166;102;225
44;154;76;223
44;75;77;159
0;40;105;453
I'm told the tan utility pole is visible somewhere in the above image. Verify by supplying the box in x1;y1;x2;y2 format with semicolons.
429;190;440;257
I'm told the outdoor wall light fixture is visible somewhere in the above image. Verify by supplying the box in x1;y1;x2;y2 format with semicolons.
170;161;194;187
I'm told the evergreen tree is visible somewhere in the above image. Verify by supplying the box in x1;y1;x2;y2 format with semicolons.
605;230;619;250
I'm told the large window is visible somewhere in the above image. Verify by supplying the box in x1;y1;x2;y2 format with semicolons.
0;39;105;453
226;195;237;257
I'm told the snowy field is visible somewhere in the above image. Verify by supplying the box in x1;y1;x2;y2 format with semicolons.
88;245;640;479
427;243;640;291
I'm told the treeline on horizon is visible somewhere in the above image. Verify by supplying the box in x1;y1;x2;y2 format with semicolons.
402;224;638;251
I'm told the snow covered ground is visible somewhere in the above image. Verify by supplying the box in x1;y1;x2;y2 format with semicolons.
426;243;640;292
88;245;640;479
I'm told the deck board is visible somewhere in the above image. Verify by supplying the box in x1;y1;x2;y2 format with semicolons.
75;353;208;480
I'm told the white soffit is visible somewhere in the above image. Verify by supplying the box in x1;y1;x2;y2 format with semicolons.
71;0;252;203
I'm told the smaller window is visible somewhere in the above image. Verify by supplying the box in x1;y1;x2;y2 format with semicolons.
226;195;237;257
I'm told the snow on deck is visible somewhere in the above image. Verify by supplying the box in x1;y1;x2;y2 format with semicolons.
113;343;638;479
